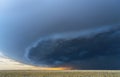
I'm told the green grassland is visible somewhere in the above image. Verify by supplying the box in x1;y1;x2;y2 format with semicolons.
0;70;120;77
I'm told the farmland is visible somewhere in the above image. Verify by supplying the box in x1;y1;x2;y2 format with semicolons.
0;70;120;77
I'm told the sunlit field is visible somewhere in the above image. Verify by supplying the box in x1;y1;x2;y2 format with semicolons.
0;70;120;77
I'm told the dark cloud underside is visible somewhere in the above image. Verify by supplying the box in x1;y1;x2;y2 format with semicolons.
1;0;120;70
26;26;120;70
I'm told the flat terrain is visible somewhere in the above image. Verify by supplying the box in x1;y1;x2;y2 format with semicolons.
0;70;120;77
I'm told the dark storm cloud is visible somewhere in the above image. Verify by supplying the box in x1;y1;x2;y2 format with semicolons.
26;26;120;69
0;0;120;69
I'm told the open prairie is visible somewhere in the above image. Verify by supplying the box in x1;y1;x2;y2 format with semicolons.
0;70;120;77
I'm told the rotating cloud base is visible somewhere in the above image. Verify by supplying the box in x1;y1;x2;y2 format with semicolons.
25;25;120;70
0;0;120;70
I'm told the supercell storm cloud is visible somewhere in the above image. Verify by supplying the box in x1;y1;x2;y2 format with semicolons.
26;26;120;69
0;0;120;70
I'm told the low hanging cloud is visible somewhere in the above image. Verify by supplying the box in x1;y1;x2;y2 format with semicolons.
26;25;120;70
0;0;120;70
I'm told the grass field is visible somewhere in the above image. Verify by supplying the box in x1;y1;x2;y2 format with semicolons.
0;70;120;77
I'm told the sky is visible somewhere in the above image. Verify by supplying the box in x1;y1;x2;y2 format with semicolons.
0;52;68;70
0;0;120;70
0;52;35;70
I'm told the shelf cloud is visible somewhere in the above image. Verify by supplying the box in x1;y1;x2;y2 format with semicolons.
0;0;120;70
26;26;120;69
